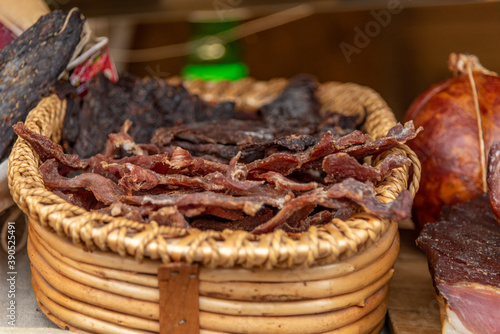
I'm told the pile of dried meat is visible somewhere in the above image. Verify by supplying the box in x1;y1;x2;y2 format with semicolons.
15;75;420;234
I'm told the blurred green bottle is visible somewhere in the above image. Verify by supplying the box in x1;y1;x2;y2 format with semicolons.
182;12;248;81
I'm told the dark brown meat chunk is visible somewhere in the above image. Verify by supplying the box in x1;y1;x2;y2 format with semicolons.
258;75;320;135
416;194;500;334
0;10;85;161
417;193;500;288
60;73;238;158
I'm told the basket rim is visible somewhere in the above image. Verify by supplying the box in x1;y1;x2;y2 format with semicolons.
8;77;421;269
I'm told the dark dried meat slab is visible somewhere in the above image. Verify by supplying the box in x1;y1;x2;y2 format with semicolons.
60;72;239;158
0;10;85;162
417;194;500;334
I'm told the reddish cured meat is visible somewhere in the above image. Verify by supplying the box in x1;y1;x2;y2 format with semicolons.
253;171;318;191
122;192;285;216
250;189;350;234
417;194;500;334
148;206;190;229
13;122;87;169
52;189;98;211
342;121;422;160
326;178;413;221
104;162;260;193
487;141;500;224
40;159;125;205
323;153;410;183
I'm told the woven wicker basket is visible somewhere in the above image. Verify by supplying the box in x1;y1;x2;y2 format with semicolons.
8;78;420;334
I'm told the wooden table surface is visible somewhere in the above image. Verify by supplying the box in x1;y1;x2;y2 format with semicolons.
387;228;442;334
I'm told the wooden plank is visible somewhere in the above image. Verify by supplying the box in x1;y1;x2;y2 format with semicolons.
387;229;442;334
158;263;199;334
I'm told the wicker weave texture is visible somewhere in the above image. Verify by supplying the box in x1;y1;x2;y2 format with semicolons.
27;216;398;333
8;79;420;269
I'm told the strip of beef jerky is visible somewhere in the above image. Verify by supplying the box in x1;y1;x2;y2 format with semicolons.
326;178;412;221
259;75;320;135
122;192;285;216
251;178;413;234
416;194;500;334
165;147;228;175
103;156;260;194
40;159;125;205
254;171;318;191
12;122;88;169
148;206;190;228
0;10;85;162
245;130;369;176
323;153;410;183
102;120;148;157
303;210;335;226
251;189;352;234
342;121;422;160
190;208;275;232
52;189;99;211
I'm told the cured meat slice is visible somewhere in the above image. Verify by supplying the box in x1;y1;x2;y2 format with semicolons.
323;153;410;183
40;159;125;205
487;142;500;224
417;194;500;334
13;123;87;169
0;10;85;161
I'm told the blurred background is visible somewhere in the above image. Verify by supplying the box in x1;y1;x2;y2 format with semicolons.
51;0;500;120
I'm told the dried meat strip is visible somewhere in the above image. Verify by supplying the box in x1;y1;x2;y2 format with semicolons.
342;121;422;160
40;159;126;205
254;171;318;191
190;208;275;232
0;10;85;161
148;206;190;228
252;178;413;234
250;189;350;234
13;123;88;169
122;192;285;216
326;178;413;221
323;153;410;183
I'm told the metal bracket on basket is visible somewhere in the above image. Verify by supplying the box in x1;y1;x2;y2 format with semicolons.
158;263;200;333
